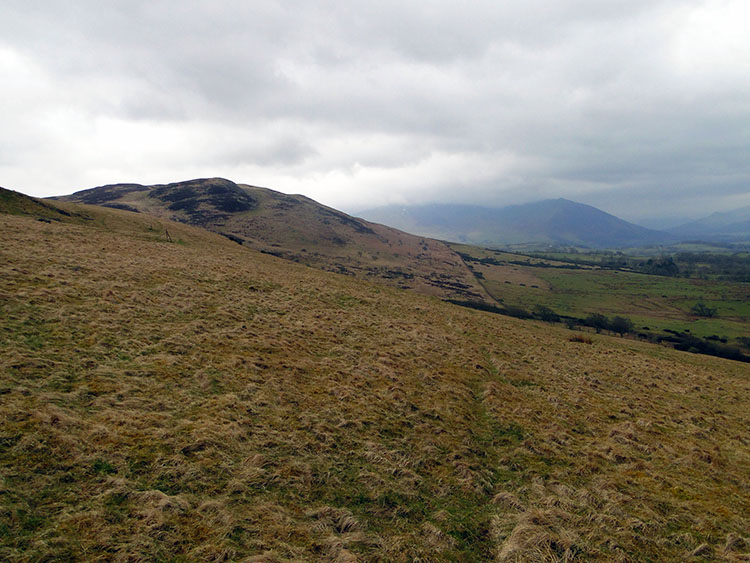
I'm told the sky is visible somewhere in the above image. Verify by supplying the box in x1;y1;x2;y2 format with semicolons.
2;1;749;224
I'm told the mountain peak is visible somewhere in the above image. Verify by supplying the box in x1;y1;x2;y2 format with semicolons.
668;204;750;241
359;199;668;248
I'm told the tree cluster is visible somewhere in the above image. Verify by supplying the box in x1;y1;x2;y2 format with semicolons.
583;313;634;336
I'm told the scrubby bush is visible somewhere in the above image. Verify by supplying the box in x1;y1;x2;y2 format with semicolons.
585;313;610;334
534;305;560;323
668;334;748;362
503;305;531;319
610;316;634;336
691;302;717;317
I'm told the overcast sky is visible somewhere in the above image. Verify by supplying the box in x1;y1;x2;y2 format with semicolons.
2;1;749;223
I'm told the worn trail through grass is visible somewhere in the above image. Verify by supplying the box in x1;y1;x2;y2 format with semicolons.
1;208;749;561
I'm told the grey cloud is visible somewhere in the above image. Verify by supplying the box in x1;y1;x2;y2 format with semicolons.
1;0;749;220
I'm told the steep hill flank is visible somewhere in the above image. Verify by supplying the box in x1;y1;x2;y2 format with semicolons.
0;186;90;223
1;200;748;561
54;179;488;302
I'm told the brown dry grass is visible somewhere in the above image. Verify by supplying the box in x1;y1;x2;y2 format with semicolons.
1;204;749;561
569;335;593;344
476;262;551;290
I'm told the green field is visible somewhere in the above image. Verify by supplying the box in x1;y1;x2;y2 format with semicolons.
451;244;750;343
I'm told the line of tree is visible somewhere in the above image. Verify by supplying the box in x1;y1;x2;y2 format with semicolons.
527;251;750;281
446;299;749;363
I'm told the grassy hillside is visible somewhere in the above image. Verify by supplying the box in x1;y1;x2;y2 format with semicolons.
55;179;489;303
1;198;749;561
0;187;90;223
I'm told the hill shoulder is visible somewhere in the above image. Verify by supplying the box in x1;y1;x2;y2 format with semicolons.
55;179;491;303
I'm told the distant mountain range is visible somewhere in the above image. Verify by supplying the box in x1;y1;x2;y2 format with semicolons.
38;177;750;254
667;205;750;242
358;199;750;248
53;178;490;303
357;199;671;248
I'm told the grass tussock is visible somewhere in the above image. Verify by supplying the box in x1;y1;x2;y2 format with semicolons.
568;334;593;344
1;206;749;561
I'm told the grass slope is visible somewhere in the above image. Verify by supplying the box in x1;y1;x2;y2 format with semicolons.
0;187;90;223
1;200;749;561
55;179;488;303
